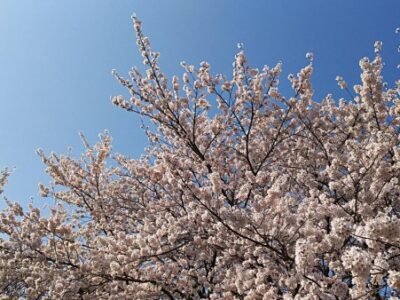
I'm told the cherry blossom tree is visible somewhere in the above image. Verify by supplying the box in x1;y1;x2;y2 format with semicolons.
1;17;400;299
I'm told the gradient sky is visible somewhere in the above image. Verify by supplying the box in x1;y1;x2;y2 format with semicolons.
0;0;399;209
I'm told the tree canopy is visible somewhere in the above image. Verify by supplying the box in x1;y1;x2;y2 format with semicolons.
1;17;400;299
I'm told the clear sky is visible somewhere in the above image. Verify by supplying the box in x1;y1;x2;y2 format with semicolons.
0;0;399;208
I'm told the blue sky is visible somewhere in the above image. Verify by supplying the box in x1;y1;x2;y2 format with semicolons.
0;0;399;208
